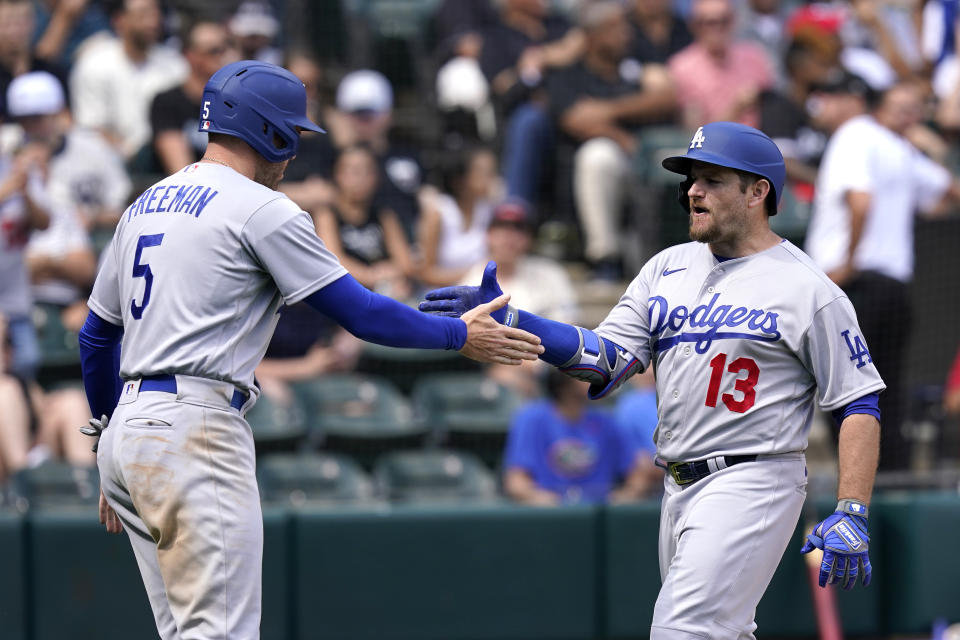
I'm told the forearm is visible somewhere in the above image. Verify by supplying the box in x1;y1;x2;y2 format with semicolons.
306;274;466;350
24;192;51;230
255;356;323;382
29;250;97;288
845;191;870;263
837;413;880;505
608;88;678;123
34;8;76;61
504;469;559;505
78;311;124;419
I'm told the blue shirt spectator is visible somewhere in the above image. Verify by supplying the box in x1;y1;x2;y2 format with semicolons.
503;370;651;505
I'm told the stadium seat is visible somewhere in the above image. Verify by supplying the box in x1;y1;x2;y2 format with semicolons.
768;183;812;246
32;303;81;369
412;372;521;435
293;374;427;467
257;451;374;506
373;449;498;503
10;461;99;511
244;390;308;451
356;341;479;395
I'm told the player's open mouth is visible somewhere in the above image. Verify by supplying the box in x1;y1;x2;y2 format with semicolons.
692;204;709;215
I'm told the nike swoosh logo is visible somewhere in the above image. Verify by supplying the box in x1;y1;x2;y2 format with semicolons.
662;267;686;276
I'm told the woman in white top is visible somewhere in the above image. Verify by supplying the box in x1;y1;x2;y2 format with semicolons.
417;145;499;286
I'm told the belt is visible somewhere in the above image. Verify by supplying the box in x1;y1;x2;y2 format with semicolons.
658;455;758;486
140;374;247;411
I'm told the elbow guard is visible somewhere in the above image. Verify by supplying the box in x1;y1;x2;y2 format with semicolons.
558;328;642;400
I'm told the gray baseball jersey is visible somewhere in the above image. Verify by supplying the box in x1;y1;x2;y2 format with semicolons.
596;239;885;462
88;162;346;393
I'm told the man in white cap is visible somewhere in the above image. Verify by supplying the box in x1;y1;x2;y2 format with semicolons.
323;69;424;236
7;71;130;316
1;74;53;380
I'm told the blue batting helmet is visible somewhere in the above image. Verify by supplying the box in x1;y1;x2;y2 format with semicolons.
199;60;324;163
662;122;785;214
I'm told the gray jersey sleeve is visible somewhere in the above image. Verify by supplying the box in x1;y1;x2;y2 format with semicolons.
88;236;123;324
799;296;886;411
594;267;654;370
241;198;347;304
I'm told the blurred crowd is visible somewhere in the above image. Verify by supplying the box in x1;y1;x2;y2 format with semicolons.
2;0;960;507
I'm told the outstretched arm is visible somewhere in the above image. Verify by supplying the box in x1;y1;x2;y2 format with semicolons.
420;262;643;398
305;273;543;365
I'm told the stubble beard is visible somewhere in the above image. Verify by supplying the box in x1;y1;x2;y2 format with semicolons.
254;159;289;191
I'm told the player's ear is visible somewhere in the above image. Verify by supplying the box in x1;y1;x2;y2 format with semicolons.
750;178;771;210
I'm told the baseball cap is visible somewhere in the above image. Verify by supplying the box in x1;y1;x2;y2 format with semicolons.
336;70;393;114
815;71;875;102
6;71;65;117
229;1;279;38
489;198;533;231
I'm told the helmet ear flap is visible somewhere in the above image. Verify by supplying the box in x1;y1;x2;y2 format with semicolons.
677;177;693;213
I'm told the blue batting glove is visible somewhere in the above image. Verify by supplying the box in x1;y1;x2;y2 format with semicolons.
800;499;871;590
419;261;506;320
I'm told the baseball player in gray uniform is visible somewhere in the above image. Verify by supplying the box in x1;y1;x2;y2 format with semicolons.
78;60;543;640
421;122;884;638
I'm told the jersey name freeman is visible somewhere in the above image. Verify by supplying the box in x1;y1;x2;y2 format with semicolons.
648;293;782;354
125;183;221;221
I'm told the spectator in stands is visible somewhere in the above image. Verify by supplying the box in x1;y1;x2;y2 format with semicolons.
70;0;187;162
32;0;111;68
805;80;960;470
0;0;70;119
417;145;499;288
736;0;792;86
431;0;498;64
945;346;960;417
627;0;693;64
480;0;583;207
759;36;840;190
503;367;656;505
461;198;579;399
460;198;578;324
547;0;676;281
668;0;775;130
614;367;664;498
279;51;336;214
328;69;424;237
0;82;53;380
839;0;922;86
228;0;282;66
0;315;30;487
315;144;415;297
5;72;103;319
150;20;231;175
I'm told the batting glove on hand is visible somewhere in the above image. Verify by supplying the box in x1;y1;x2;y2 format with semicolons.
419;261;512;324
800;499;871;590
79;414;108;453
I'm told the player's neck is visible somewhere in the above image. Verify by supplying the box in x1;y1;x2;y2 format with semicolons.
707;228;781;259
201;142;256;181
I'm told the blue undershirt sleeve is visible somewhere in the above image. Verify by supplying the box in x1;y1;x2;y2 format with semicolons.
306;274;467;350
78;310;124;419
832;391;881;424
513;309;582;366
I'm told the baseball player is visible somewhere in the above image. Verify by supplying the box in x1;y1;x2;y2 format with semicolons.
420;122;884;638
77;60;543;640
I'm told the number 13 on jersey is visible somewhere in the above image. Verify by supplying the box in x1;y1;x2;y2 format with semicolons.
131;233;164;319
705;353;760;413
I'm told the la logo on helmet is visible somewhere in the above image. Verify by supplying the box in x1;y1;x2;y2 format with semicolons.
690;127;705;149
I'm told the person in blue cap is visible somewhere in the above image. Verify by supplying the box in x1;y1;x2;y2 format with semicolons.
420;121;884;638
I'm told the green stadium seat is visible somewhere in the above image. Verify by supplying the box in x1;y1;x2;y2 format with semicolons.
32;303;81;369
244;390;307;450
257;451;374;506
356;341;479;395
10;461;98;510
634;125;695;184
412;372;522;434
293;374;427;467
373;449;498;503
769;182;811;246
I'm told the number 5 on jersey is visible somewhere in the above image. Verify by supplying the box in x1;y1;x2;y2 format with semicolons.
131;233;164;319
705;353;760;413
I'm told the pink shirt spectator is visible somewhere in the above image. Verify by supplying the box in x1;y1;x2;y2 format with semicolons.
668;41;774;130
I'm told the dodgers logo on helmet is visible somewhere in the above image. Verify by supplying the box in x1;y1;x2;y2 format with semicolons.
661;121;786;212
199;60;325;163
